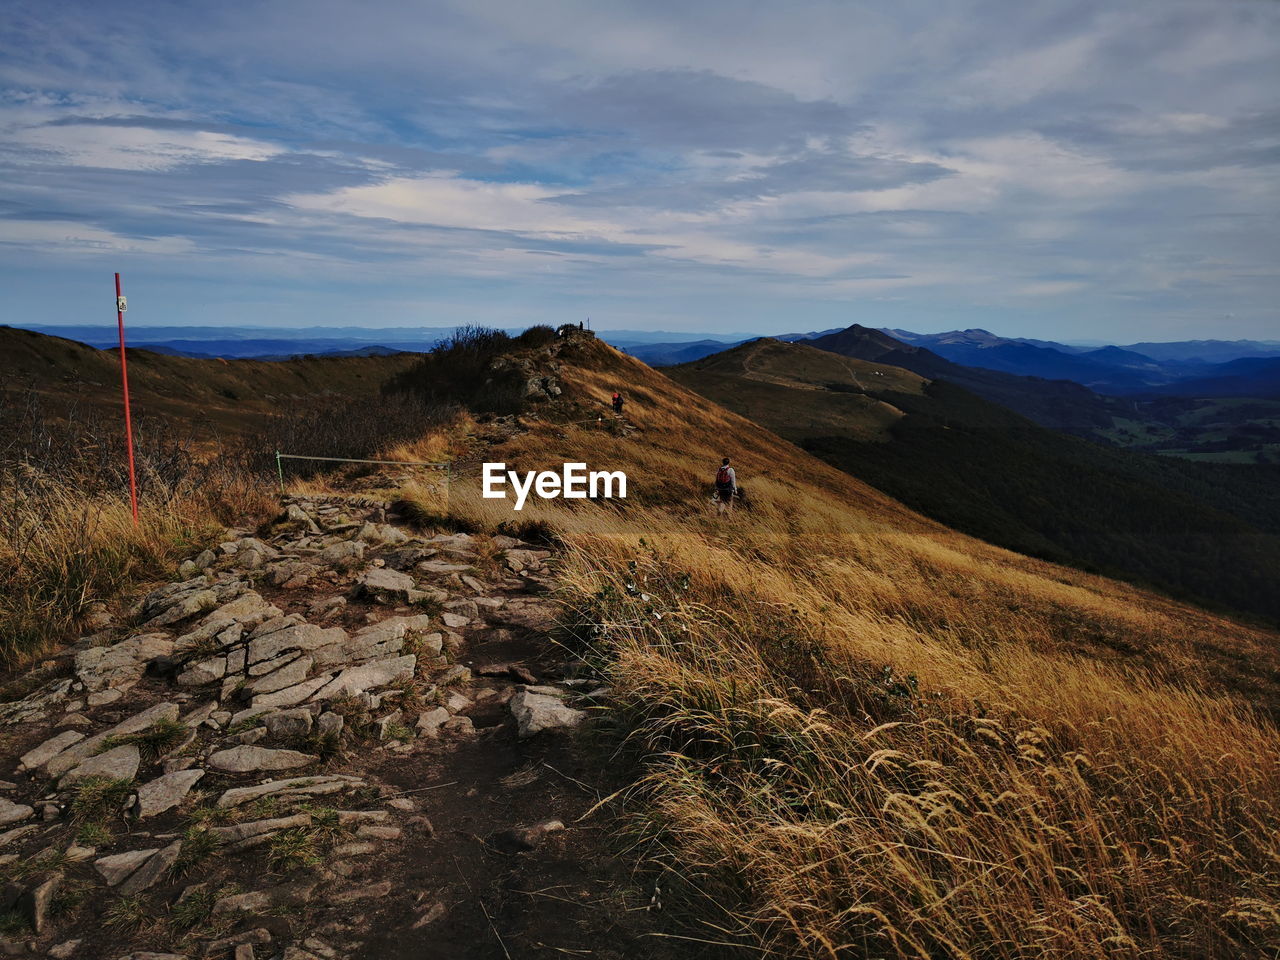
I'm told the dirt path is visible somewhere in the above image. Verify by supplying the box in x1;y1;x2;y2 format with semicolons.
0;488;697;959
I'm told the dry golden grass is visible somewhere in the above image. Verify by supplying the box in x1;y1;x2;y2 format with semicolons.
400;337;1280;959
0;468;275;669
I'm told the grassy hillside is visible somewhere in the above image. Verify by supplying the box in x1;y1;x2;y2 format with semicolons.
671;337;925;442
5;326;1278;957
669;338;1280;625
0;327;440;665
379;330;1280;958
0;324;421;439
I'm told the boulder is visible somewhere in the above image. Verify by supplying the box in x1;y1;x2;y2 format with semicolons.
210;812;310;844
147;589;218;627
20;871;62;933
173;617;242;656
207;745;317;773
248;624;346;666
268;560;320;588
415;560;474;575
47;702;179;777
509;690;586;739
316;712;344;737
320;541;365;564
204;591;279;626
504;549;550;572
282;503;322;534
251;675;332;710
416;707;450;738
212;889;272;917
440;716;475;739
444;599;480;620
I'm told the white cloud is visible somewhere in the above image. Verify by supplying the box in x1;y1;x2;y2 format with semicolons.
0;219;196;255
5;122;283;171
285;172;882;278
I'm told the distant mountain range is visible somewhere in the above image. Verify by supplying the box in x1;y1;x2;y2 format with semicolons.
15;321;1280;402
627;326;1280;397
18;323;773;358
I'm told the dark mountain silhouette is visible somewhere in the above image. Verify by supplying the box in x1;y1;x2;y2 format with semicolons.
1144;357;1280;399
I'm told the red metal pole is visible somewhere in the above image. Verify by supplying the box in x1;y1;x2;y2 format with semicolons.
115;272;139;523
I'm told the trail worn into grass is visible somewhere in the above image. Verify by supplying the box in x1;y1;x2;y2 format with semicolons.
0;487;696;959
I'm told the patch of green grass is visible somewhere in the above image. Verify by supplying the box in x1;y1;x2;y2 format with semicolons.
173;825;221;876
69;775;135;824
74;820;114;847
243;795;284;821
185;804;231;827
267;827;323;873
383;721;413;741
103;893;151;932
100;717;189;760
51;877;90;918
169;884;217;931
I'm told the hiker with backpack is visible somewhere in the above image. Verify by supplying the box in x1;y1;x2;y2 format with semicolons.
714;457;737;514
612;391;624;415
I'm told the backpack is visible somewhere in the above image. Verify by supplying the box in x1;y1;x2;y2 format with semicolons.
716;465;732;486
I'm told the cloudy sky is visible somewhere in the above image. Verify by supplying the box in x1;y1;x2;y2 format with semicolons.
2;0;1277;340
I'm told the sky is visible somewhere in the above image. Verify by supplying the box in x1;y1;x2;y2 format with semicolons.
1;0;1277;341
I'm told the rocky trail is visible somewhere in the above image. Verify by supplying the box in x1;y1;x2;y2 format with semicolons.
0;493;690;959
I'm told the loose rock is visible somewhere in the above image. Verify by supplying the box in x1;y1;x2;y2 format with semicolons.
207;745;316;773
510;689;587;738
134;769;204;818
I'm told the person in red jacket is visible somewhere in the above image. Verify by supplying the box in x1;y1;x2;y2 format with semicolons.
714;457;737;514
611;391;624;415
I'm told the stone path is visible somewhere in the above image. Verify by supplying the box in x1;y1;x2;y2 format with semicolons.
0;496;685;959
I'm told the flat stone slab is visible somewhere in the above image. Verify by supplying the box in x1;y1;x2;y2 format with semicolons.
135;769;205;818
312;655;416;701
59;744;140;787
207;745;316;773
19;730;85;771
247;624;346;666
215;775;364;809
118;839;181;895
95;847;159;885
74;634;173;691
47;701;179;777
